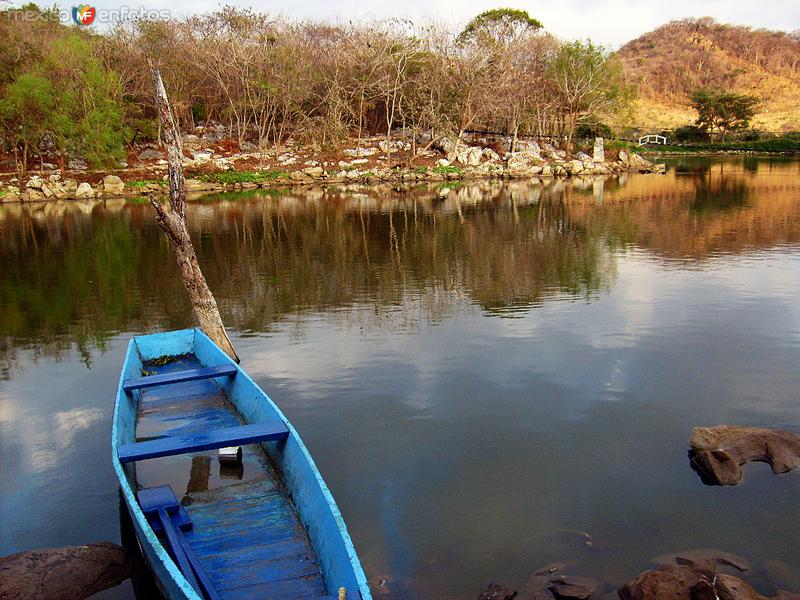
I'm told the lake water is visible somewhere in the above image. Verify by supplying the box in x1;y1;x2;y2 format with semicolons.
2;157;800;598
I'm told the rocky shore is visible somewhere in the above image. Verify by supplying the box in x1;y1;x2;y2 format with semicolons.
477;425;800;600
479;547;800;600
0;135;664;203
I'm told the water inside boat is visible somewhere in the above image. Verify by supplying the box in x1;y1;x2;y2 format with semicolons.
133;354;331;599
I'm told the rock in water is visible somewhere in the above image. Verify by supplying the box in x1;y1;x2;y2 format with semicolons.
619;562;800;600
548;575;598;599
618;564;702;600
0;542;138;600
652;548;750;573
689;425;800;485
478;583;517;600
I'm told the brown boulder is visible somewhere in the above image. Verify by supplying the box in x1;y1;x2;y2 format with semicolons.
618;563;800;600
0;542;138;600
689;426;800;485
617;564;706;600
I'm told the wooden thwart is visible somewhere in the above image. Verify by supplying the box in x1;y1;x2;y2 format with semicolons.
123;365;238;392
118;422;289;463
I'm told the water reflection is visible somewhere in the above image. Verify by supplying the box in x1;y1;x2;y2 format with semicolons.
2;157;800;599
2;158;799;373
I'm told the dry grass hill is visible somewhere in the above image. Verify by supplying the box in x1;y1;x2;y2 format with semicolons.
617;18;800;132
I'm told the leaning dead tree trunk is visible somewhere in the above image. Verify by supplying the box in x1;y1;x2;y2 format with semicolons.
149;67;240;363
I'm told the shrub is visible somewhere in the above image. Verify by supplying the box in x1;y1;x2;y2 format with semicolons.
673;125;710;143
575;121;613;139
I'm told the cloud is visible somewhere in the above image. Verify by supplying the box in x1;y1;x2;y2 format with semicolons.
8;0;797;46
109;0;800;47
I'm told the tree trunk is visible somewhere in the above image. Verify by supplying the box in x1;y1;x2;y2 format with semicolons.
149;67;240;363
511;122;519;154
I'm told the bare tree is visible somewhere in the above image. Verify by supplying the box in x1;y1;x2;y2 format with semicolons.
149;67;240;362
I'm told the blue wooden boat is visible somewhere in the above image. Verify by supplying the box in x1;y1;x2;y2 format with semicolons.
112;328;371;600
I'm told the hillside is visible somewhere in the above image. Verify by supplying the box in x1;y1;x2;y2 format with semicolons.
617;18;800;132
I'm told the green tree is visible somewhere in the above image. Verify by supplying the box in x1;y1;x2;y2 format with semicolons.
458;8;542;46
0;73;57;172
548;41;632;152
689;88;758;142
43;34;128;169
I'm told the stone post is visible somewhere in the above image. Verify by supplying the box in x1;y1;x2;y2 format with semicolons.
593;137;605;163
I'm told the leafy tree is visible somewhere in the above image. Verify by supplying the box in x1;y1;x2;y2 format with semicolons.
548;41;632;151
574;119;613;139
44;33;128;169
689;88;758;141
458;8;542;46
0;73;57;172
673;124;710;143
0;31;128;172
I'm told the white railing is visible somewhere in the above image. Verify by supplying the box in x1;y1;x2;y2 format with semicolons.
638;134;668;146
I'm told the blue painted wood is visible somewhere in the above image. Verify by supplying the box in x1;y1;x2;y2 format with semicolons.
138;486;193;532
118;422;290;463
159;506;204;596
175;530;223;600
138;486;221;600
112;328;372;600
124;365;238;392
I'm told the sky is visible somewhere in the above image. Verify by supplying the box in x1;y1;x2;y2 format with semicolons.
7;0;800;47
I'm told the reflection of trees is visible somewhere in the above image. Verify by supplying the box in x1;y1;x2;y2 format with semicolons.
580;158;800;260
0;185;617;369
206;194;616;327
1;156;798;369
0;202;189;374
689;164;750;215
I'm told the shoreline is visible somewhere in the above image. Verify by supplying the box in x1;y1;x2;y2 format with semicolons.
641;149;800;157
1;136;666;203
4;135;797;205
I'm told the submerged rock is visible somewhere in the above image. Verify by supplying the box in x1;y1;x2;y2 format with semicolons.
652;548;749;573
478;582;517;600
689;425;800;485
548;575;598;599
0;542;138;600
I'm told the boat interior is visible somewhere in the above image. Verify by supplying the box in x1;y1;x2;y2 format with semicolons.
121;353;336;600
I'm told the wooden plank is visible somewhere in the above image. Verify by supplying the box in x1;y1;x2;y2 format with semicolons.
137;486;221;600
118;422;289;463
123;365;238;392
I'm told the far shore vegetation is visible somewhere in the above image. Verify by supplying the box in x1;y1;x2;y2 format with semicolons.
0;4;798;177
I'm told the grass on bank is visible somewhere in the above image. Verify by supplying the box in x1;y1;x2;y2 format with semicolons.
196;170;289;184
127;179;164;188
433;165;463;174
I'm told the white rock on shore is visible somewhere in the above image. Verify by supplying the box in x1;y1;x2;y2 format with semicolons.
75;182;95;199
102;175;125;195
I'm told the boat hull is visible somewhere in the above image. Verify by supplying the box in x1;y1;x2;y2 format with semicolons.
112;328;371;600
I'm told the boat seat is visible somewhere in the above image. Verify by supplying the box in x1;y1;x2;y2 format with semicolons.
123;365;238;392
118;422;290;463
138;486;221;600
